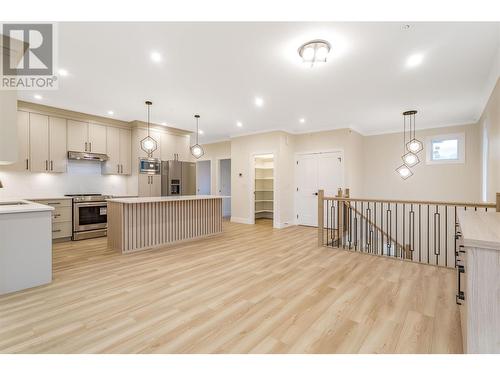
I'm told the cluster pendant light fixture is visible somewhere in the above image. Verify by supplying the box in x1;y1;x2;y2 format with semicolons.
396;110;423;180
190;114;204;159
140;100;158;158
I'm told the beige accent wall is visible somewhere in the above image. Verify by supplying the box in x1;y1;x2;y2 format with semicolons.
478;78;500;202
362;123;482;202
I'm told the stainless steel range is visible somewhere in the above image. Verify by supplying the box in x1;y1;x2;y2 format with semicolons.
65;194;112;240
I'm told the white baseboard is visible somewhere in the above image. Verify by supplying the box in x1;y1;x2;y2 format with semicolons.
230;216;253;225
275;222;294;229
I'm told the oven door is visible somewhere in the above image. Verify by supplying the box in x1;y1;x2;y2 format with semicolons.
74;202;108;232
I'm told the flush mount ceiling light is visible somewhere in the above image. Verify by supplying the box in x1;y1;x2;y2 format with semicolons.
140;100;158;157
298;39;331;67
404;110;424;154
396;164;413;180
190;114;205;159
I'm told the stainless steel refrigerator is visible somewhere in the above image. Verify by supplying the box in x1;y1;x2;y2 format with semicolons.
161;160;196;196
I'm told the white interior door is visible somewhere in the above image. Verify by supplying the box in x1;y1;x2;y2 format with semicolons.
196;160;211;195
296;154;319;226
296;151;343;227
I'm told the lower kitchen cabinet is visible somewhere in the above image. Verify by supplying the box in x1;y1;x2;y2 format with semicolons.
32;198;73;240
138;174;161;197
457;211;500;353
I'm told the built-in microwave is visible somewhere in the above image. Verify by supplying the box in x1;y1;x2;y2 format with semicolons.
139;158;161;174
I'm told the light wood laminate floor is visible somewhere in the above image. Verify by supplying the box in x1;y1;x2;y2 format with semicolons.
0;220;462;353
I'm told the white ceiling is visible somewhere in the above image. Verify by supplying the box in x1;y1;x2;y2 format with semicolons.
18;22;500;142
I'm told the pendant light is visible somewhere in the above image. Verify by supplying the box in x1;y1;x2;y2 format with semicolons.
140;100;157;158
190;114;204;159
396;110;420;179
405;110;423;154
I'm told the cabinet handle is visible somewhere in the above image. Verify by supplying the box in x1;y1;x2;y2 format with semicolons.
53;214;61;218
26;158;29;170
89;142;92;152
85;142;87;152
117;164;120;173
47;202;60;205
50;160;53;171
52;229;61;233
45;160;48;170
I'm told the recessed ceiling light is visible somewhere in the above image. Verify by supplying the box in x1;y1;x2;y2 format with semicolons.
198;129;204;135
406;53;424;68
58;68;68;76
161;122;167;126
255;97;264;107
34;94;42;100
299;118;306;123
236;121;243;128
150;51;162;62
107;110;114;116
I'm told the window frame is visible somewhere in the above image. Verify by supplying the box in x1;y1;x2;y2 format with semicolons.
425;133;465;165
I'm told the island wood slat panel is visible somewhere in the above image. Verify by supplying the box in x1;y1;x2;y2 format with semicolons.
108;199;223;253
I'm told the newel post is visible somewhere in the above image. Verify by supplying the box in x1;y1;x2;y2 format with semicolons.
496;193;500;212
318;189;324;247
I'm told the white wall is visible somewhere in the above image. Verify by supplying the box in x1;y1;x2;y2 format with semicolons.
0;160;131;199
478;78;500;202
196;141;231;196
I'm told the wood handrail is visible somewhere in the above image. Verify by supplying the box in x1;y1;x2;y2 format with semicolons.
323;196;496;208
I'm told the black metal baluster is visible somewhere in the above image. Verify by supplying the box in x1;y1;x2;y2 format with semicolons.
386;204;392;257
434;205;441;266
418;204;422;263
427;204;430;264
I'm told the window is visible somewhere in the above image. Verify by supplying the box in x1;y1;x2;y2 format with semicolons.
426;133;465;164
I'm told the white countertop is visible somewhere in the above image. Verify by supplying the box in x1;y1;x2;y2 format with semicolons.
108;195;228;204
458;211;500;251
0;199;55;214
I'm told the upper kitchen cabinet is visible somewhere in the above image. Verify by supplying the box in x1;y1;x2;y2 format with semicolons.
103;126;131;175
29;113;50;172
0;111;30;171
160;133;176;161
88;123;107;154
67;120;107;154
67;120;88;152
160;133;191;161
176;135;192;161
29;113;67;173
48;117;68;173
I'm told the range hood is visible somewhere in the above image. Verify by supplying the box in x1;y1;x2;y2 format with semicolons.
68;151;109;162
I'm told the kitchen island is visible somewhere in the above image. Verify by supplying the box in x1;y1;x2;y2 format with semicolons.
107;196;224;253
0;200;54;295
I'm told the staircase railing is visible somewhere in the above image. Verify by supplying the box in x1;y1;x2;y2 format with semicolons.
318;189;498;268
